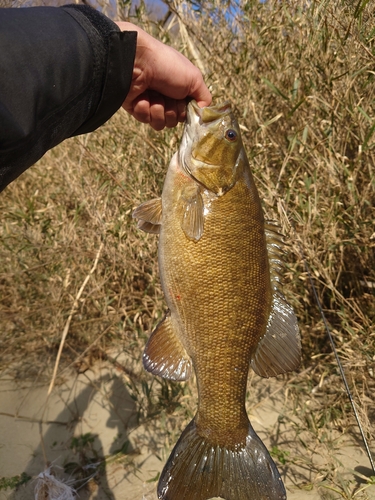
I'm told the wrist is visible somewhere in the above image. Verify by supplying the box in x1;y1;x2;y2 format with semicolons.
115;21;157;85
115;21;140;33
115;21;149;47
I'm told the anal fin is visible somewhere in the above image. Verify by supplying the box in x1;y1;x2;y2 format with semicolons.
136;220;161;234
143;311;192;381
132;198;162;234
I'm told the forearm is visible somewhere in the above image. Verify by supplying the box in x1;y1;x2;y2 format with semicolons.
0;5;137;192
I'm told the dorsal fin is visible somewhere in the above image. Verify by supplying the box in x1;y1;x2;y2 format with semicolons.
251;222;301;378
143;311;192;381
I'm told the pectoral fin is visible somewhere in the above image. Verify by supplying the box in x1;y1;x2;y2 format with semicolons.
143;311;192;381
180;187;204;242
136;220;161;234
132;198;162;234
251;222;301;378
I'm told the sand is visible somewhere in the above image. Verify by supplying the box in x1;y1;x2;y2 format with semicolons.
0;354;373;500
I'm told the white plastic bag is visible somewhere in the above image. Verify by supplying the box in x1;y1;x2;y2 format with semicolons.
34;467;76;500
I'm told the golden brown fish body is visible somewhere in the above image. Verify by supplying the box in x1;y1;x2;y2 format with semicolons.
133;101;301;500
161;151;270;448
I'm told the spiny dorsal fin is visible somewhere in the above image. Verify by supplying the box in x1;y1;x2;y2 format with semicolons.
143;311;192;381
251;222;301;378
132;198;162;234
180;186;204;242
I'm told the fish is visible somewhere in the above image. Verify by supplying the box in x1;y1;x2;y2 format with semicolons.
132;100;301;500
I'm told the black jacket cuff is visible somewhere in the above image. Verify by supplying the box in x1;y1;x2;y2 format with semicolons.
0;5;137;192
61;5;137;135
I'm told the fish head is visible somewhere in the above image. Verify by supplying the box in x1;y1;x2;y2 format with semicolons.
179;100;245;196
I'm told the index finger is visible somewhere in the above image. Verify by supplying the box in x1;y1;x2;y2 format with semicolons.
189;80;212;109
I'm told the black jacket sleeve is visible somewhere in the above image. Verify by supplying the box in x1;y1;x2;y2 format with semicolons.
0;5;137;192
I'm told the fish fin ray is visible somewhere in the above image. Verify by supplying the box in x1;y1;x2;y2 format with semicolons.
143;311;192;381
251;290;301;377
180;188;204;242
132;198;162;233
132;198;162;224
136;220;161;234
251;221;301;378
158;419;286;500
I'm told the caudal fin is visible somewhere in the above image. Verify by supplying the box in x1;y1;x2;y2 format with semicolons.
157;419;286;500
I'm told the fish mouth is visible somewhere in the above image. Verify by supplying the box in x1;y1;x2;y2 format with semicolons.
181;100;233;181
186;100;232;128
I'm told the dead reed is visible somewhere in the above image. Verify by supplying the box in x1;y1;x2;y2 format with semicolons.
0;0;374;497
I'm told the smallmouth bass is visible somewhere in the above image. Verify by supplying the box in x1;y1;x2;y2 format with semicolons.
133;101;301;500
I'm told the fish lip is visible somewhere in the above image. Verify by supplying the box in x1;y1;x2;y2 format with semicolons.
190;154;221;169
185;102;200;140
187;100;232;127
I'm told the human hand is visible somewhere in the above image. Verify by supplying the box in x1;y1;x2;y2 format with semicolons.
116;22;212;130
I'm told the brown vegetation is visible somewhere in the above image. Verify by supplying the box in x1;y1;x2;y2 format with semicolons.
0;0;374;498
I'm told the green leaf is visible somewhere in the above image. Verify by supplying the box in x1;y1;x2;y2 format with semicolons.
262;77;289;101
0;473;31;491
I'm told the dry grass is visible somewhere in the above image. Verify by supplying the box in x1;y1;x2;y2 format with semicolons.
1;0;374;498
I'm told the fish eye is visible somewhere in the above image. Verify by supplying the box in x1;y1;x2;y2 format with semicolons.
225;129;237;142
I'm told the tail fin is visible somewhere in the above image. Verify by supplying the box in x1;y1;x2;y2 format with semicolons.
157;419;286;500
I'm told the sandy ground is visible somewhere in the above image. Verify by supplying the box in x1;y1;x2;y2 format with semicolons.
0;354;374;500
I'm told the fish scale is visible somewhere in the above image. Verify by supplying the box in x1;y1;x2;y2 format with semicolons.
133;100;301;500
